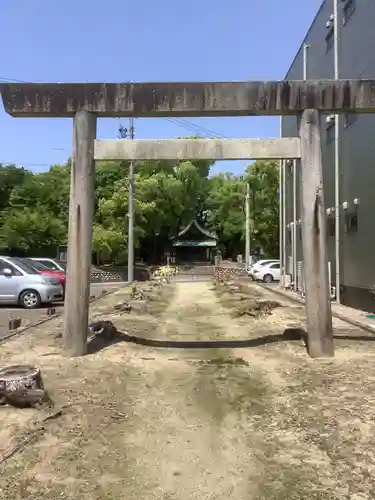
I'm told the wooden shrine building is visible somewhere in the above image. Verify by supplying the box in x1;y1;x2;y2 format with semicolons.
171;219;217;264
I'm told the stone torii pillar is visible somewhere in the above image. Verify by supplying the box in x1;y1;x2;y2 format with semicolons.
64;110;97;356
299;109;334;357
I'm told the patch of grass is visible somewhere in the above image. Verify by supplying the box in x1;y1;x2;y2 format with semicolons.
193;362;270;420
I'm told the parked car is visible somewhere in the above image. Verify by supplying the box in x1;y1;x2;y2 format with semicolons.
30;258;66;272
248;259;279;277
0;256;63;308
22;258;66;297
252;261;281;283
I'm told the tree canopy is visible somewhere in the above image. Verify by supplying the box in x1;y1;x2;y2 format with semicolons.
0;140;279;263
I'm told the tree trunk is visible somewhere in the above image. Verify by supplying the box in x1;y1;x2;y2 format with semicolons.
0;365;45;407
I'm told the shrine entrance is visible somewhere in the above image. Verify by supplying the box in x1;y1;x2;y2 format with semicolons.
171;219;217;265
2;79;373;358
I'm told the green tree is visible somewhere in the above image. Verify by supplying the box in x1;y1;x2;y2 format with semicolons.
0;209;66;255
206;173;246;258
245;160;279;257
0;145;279;263
92;224;126;264
206;161;279;258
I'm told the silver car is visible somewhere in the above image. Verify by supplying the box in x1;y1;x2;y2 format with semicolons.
0;256;63;309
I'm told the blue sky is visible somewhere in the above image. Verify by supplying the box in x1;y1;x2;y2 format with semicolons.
0;0;322;175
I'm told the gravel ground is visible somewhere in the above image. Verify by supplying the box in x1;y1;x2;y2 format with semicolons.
1;280;375;499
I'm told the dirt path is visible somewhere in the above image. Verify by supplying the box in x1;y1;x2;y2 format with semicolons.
1;281;375;499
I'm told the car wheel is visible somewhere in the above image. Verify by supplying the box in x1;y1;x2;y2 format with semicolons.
263;274;273;283
19;290;41;309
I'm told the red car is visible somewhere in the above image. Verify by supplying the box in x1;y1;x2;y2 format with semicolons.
22;258;66;298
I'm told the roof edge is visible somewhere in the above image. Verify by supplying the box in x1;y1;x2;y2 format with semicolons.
284;0;326;79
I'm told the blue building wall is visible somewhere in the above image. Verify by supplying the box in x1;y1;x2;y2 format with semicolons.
281;0;375;310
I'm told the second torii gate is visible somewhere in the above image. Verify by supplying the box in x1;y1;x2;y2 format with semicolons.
94;129;330;359
2;79;374;358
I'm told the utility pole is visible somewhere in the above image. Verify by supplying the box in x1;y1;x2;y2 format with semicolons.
128;117;135;283
118;118;135;283
279;116;284;281
245;182;251;270
333;0;341;303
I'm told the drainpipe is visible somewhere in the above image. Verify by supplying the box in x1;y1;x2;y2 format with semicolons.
298;43;310;292
303;43;310;80
334;0;341;303
282;159;287;278
292;161;297;290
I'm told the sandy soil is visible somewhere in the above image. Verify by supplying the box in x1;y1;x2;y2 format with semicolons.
0;280;375;499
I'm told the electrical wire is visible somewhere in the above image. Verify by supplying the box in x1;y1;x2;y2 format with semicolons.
164;117;227;139
1;75;230;166
0;76;31;83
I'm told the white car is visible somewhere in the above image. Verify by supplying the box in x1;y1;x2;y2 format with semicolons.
248;259;279;277
252;261;281;283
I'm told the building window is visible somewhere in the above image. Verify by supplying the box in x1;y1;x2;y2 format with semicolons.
344;212;358;233
326;27;334;51
343;0;356;25
345;113;358;128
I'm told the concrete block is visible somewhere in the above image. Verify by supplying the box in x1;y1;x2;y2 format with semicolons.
8;318;21;330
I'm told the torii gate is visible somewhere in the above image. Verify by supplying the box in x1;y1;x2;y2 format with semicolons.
1;79;374;358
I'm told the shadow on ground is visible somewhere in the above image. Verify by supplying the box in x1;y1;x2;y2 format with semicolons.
87;323;375;355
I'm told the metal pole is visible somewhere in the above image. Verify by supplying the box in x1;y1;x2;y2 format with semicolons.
295;43;310;291
279;160;283;276
334;0;341;303
245;182;250;270
279;115;284;282
128;117;135;283
303;43;310;80
292;160;297;290
282;160;287;277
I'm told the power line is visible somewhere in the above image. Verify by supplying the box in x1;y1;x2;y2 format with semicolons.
175;118;227;139
0;76;31;83
164;117;227;139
